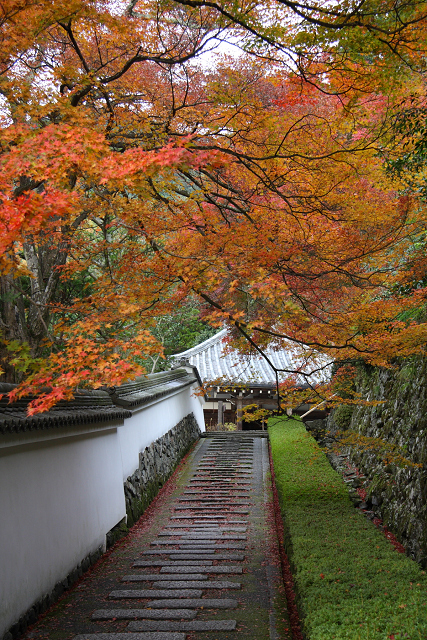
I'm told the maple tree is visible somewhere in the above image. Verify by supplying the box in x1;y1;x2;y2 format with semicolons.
1;0;427;412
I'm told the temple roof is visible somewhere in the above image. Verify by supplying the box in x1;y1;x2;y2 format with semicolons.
173;329;329;387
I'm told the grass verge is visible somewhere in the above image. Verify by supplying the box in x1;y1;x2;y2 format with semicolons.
269;416;427;640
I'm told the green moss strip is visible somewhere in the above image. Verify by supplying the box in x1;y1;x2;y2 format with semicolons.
269;417;427;640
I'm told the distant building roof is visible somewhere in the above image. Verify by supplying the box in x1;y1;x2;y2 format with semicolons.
173;329;329;387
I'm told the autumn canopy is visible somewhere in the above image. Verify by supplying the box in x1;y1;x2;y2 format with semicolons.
1;0;427;412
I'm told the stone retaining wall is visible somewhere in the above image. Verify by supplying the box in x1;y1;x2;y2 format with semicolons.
320;358;427;567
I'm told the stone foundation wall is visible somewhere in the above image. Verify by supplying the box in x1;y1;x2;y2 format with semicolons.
325;358;427;567
110;412;201;535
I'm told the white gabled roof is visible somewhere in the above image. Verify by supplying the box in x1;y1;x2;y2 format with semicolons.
173;329;329;387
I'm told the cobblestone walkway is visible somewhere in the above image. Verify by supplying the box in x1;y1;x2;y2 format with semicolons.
25;433;290;640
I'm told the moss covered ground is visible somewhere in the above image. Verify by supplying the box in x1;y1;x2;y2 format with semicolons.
269;416;427;640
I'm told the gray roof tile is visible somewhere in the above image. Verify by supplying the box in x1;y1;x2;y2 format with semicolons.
173;330;329;386
0;369;199;433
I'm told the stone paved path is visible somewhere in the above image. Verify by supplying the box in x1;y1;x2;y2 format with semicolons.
24;433;291;640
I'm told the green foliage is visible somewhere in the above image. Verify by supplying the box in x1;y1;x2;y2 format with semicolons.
0;334;40;377
386;105;427;192
221;422;237;431
396;304;427;323
269;417;427;639
147;301;216;372
332;404;354;430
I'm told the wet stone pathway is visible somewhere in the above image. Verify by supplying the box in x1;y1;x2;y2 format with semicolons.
26;433;290;640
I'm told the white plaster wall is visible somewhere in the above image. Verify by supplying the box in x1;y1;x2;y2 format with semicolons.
0;428;126;636
0;382;205;637
118;383;205;480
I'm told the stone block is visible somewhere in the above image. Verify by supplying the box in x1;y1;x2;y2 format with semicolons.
147;598;238;609
126;621;237;632
17;617;27;636
92;609;196;620
82;556;91;572
26;607;37;625
168;554;244;561
39;594;51;614
179;543;246;549
69;567;80;585
7;624;19;639
152;581;241;589
122;574;204;581
133;560;213;567
177;534;247;540
73;634;185;640
160;566;242;574
109;589;202;599
52;582;64;601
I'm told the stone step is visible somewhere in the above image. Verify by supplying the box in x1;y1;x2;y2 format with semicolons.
169;518;248;524
176;544;246;550
197;466;253;470
188;475;252;480
147;598;238;609
142;549;221;556
164;524;224;528
152;581;241;590
92;610;197;620
167;525;224;528
109;589;202;599
133;560;213;567
193;472;252;476
176;500;251;505
194;468;252;471
182;487;250;498
162;523;236;528
179;494;250;498
74;634;185;640
159;531;248;542
183;486;251;490
167;554;245;561
201;459;253;462
173;508;250;513
170;515;230;519
158;526;247;540
122;574;204;581
153;543;247;550
160;566;243;574
163;527;247;532
182;493;250;497
198;466;253;469
174;500;251;516
127;620;237;632
189;480;251;484
198;460;253;462
136;556;244;563
200;430;267;436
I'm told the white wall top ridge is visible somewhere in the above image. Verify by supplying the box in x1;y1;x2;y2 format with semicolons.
0;367;201;434
108;368;198;410
0;384;131;435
